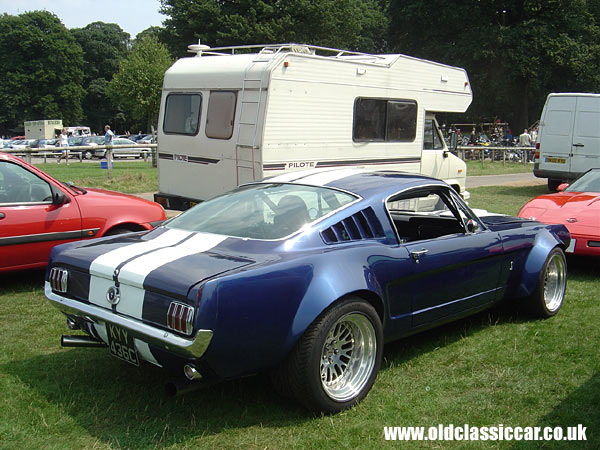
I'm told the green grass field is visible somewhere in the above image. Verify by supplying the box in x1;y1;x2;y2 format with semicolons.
31;159;532;196
1;173;598;449
35;161;158;194
466;160;533;177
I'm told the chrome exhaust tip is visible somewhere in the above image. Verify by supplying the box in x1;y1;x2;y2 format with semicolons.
61;334;107;348
183;364;203;381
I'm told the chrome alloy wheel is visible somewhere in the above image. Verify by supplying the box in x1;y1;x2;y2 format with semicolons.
320;312;377;402
543;252;567;312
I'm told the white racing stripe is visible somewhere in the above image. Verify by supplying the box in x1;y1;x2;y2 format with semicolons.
117;233;228;288
265;167;369;185
89;228;193;279
298;168;370;186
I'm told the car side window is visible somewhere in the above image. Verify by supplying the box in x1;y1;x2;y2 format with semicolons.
386;187;466;243
0;161;53;204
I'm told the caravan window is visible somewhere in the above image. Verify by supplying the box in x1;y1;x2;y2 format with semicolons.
163;93;202;135
353;98;417;142
206;91;237;139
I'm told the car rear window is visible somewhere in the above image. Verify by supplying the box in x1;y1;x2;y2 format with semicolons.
166;183;357;239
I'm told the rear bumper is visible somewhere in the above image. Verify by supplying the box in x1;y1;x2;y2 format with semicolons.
45;282;213;359
533;166;582;182
571;234;600;256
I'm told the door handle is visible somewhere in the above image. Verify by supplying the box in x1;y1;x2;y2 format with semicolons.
410;249;428;263
0;212;4;219
573;143;584;147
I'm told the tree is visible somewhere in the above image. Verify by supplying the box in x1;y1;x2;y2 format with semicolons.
106;36;173;131
71;22;131;131
0;11;85;134
159;0;388;57
388;1;600;131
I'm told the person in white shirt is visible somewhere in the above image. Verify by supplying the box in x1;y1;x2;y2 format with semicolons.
56;128;69;164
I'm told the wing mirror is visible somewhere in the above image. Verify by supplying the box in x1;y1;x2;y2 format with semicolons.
557;183;569;192
51;187;69;205
466;219;480;233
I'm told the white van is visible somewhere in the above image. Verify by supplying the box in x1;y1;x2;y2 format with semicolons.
155;44;473;210
534;93;600;190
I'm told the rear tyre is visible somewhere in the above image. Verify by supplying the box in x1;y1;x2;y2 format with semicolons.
527;247;567;318
272;297;383;413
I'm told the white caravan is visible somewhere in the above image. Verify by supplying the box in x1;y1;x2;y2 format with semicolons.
534;93;600;190
155;44;473;210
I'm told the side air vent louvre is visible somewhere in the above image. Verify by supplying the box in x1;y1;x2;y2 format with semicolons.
321;207;385;244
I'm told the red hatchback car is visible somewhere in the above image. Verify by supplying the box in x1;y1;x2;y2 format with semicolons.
519;168;600;257
0;152;166;271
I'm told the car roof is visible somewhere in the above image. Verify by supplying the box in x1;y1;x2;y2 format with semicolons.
261;168;447;199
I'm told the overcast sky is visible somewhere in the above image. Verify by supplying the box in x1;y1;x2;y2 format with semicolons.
0;0;166;37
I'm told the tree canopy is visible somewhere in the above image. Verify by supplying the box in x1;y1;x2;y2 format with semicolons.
0;11;85;134
159;0;388;56
106;36;173;131
71;22;131;131
388;0;600;130
2;3;600;136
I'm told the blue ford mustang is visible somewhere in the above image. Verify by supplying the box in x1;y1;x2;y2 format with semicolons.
45;169;570;413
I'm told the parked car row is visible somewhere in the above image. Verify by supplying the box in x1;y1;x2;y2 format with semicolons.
1;136;153;159
77;136;152;159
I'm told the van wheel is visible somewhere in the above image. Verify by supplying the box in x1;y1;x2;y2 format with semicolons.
547;179;561;191
272;297;382;413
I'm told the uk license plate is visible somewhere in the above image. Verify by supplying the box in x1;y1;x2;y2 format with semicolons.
106;322;139;366
566;239;576;253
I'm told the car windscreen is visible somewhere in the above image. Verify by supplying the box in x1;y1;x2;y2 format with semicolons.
565;169;600;193
166;183;357;239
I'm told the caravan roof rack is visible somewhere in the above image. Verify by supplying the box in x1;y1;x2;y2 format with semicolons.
187;42;390;65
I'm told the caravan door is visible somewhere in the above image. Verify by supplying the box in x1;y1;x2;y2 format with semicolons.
571;96;600;176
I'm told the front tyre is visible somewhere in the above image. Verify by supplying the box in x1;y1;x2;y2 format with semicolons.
273;297;383;413
528;247;567;318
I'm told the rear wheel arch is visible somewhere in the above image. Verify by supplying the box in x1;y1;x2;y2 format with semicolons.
344;289;385;324
103;223;147;236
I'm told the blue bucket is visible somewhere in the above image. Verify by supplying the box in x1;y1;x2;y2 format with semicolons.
100;159;113;169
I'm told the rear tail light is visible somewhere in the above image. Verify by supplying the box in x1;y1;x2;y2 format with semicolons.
49;267;69;293
167;302;194;336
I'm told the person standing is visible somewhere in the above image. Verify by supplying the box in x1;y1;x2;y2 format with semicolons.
519;128;533;162
56;128;69;164
104;125;114;145
519;129;532;146
104;125;114;160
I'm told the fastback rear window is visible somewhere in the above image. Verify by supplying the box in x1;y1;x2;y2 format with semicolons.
166;183;357;239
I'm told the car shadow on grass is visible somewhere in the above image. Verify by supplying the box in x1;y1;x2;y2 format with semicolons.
0;269;46;294
1;348;310;448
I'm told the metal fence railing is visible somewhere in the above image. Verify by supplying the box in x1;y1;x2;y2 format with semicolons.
455;146;535;164
4;144;158;177
4;143;158;161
